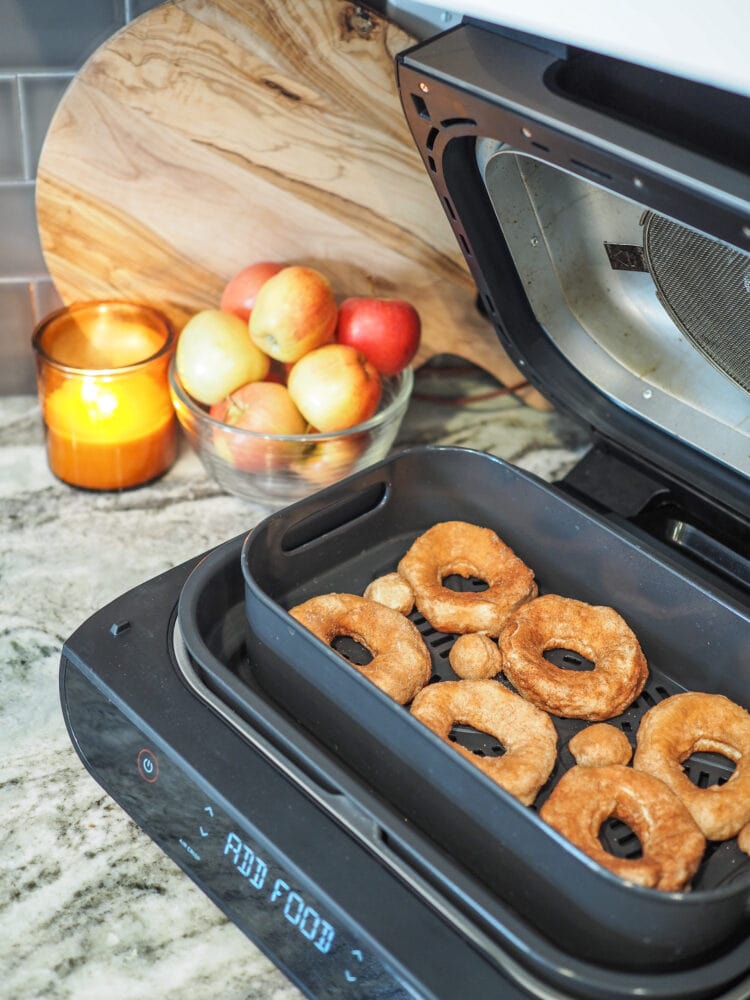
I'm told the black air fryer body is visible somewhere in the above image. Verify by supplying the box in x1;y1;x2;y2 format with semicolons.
60;15;750;1000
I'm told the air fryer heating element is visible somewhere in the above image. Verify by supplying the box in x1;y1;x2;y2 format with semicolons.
643;213;750;394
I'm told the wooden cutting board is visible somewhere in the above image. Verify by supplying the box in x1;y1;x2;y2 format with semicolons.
36;0;546;406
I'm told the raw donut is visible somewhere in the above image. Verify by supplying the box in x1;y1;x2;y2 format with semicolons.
569;724;633;767
363;572;414;616
409;679;557;806
397;521;537;637
449;633;502;680
540;764;706;891
499;594;648;721
289;593;430;704
633;692;750;841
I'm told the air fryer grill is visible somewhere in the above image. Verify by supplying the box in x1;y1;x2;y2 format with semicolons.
176;495;750;1000
236;446;750;992
60;439;750;1000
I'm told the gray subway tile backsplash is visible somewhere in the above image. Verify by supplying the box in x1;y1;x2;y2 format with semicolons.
31;277;63;323
0;76;23;178
0;281;37;394
20;74;74;175
128;0;163;18
0;183;46;276
0;0;124;71
0;0;161;394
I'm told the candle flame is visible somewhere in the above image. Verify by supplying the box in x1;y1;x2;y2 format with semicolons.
81;376;119;419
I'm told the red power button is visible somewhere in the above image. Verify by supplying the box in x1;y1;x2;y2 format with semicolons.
137;748;159;783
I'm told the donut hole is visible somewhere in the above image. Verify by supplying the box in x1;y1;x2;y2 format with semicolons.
544;647;595;672
598;817;643;859
682;751;737;788
441;572;489;593
449;723;505;758
331;634;373;666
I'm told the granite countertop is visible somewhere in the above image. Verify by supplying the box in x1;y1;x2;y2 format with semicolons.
0;364;589;1000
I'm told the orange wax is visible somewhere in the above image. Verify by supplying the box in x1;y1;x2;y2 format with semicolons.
44;372;177;490
33;301;177;490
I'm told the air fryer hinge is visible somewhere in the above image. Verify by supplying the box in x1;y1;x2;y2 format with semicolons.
558;445;668;518
558;443;750;596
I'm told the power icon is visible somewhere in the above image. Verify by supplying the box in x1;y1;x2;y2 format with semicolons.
137;748;159;783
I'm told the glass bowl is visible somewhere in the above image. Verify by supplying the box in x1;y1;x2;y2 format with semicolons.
168;357;413;507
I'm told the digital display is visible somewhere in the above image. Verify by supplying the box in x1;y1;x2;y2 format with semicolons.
63;664;414;999
223;832;336;955
167;795;398;996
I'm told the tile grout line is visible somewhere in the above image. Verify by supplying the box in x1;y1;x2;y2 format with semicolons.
0;274;52;284
3;70;76;80
29;278;42;325
16;75;31;181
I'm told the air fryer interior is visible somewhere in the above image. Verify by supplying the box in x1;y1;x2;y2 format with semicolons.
477;141;750;480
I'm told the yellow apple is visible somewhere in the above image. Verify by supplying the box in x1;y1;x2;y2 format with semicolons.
287;343;382;432
176;309;270;405
210;381;307;472
249;265;337;363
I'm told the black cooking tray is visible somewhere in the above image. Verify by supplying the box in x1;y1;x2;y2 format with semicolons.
240;446;750;970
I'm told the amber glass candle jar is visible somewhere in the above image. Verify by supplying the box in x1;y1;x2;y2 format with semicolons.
32;301;178;490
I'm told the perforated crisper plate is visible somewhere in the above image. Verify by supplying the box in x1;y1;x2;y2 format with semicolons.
241;446;750;971
274;539;745;881
378;565;743;874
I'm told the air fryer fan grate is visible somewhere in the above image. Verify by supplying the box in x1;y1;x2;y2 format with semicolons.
643;212;750;392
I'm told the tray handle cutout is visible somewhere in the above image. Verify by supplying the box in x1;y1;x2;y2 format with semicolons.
280;481;388;553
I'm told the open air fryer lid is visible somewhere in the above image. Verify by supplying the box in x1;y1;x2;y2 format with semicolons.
396;18;750;539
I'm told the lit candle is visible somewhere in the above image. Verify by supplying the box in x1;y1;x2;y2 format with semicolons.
33;301;177;490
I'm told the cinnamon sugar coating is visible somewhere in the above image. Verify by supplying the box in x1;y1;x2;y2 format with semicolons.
290;593;430;704
569;724;633;767
633;692;750;841
449;633;503;680
410;679;557;806
541;764;705;891
363;572;414;616
398;521;537;637
500;594;648;721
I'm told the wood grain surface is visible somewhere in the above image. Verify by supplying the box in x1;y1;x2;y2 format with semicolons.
36;0;546;405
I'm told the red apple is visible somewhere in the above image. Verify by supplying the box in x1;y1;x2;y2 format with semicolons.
176;309;270;405
336;296;421;375
249;265;338;363
287;343;382;432
220;261;284;321
210;380;307;472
